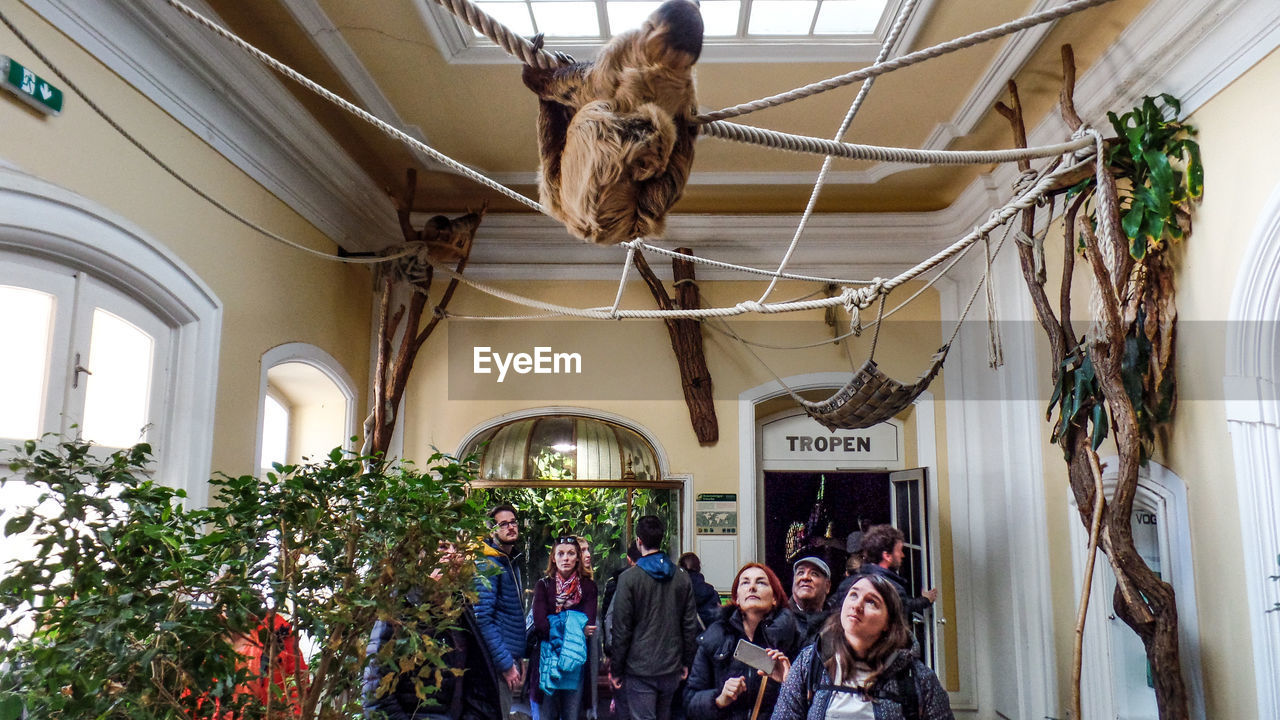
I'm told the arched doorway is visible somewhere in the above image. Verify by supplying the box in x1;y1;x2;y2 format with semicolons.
457;409;682;595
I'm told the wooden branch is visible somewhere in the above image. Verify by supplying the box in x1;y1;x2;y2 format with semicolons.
1060;45;1083;131
366;194;484;458
1061;193;1086;343
1072;447;1108;720
633;250;719;444
996;81;1070;362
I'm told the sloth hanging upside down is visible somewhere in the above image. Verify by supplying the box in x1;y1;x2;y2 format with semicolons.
521;0;703;245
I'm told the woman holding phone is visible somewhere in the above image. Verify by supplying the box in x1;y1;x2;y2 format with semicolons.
684;563;799;720
530;535;598;720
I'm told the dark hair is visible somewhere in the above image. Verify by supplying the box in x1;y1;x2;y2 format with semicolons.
545;535;585;579
859;524;904;565
488;503;518;520
677;552;701;573
635;515;664;551
819;574;912;692
626;539;643;563
728;563;788;610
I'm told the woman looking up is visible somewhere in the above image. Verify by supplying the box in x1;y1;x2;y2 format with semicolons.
684;563;799;720
772;574;953;720
531;535;598;720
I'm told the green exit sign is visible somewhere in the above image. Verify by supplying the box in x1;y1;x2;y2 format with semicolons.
2;55;63;115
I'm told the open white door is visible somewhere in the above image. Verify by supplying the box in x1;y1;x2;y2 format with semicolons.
889;468;938;670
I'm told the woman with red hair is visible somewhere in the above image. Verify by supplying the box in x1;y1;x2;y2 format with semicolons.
683;563;800;720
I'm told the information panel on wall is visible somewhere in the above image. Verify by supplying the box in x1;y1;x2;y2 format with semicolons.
761;414;903;470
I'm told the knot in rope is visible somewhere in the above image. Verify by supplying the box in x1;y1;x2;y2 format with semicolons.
735;300;768;314
1012;169;1039;197
1072;125;1101;162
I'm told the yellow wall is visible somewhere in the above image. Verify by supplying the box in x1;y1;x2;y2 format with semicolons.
0;4;372;478
1042;48;1280;719
400;275;961;687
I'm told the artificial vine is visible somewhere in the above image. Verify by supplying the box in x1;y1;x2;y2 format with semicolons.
1048;94;1202;462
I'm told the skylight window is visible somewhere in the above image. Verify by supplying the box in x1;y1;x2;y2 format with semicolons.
450;0;900;60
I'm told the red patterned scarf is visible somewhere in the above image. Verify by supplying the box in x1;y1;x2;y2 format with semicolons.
554;573;581;611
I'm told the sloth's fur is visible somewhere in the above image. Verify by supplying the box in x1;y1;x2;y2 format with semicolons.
521;0;703;245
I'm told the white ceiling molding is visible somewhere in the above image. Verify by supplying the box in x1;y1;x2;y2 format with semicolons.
279;0;459;178
25;0;402;252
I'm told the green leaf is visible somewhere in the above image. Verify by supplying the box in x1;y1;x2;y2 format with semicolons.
0;694;23;720
1091;404;1109;450
4;514;33;536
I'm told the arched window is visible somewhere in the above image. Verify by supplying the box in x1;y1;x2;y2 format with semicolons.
0;167;220;500
256;344;357;472
458;411;679;594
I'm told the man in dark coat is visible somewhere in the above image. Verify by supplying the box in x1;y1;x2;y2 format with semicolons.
609;516;700;720
833;524;937;618
787;556;832;649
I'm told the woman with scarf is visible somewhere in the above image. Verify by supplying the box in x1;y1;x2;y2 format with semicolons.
531;535;599;720
684;563;799;720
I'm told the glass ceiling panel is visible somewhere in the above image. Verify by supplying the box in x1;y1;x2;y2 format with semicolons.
606;1;663;34
531;1;601;36
457;0;898;44
815;0;886;34
748;0;818;35
699;0;742;36
474;2;535;36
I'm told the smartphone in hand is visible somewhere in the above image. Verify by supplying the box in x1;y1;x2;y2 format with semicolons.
732;639;776;676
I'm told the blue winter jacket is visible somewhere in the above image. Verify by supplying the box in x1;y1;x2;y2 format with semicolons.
474;538;526;672
539;609;589;695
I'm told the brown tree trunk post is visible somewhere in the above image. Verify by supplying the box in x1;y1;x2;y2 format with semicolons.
997;47;1189;720
363;168;483;459
632;250;719;444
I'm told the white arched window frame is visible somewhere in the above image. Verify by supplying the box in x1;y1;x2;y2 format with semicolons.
255;342;359;471
1225;182;1280;720
0;166;221;506
1068;458;1207;720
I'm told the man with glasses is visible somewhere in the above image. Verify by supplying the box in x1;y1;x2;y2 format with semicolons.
475;504;527;718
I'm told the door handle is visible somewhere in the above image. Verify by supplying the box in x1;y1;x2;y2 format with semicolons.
73;352;93;389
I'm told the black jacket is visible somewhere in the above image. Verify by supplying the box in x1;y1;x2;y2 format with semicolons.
688;571;722;630
610;552;700;677
835;564;933;616
362;601;501;720
683;606;801;720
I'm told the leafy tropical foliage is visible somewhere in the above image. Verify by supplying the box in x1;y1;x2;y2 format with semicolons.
0;438;489;719
1050;95;1201;461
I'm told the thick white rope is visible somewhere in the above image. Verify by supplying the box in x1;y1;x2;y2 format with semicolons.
610;243;637;318
759;0;920;305
0;6;419;265
700;123;1093;163
698;0;1119;123
160;0;548;215
427;262;860;318
627;241;876;285
429;150;1089;320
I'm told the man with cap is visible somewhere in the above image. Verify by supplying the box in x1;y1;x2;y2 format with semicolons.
787;556;832;649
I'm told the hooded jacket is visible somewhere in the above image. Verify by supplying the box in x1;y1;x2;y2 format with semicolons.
474;538;526;672
684;605;801;720
609;551;700;678
771;645;953;720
